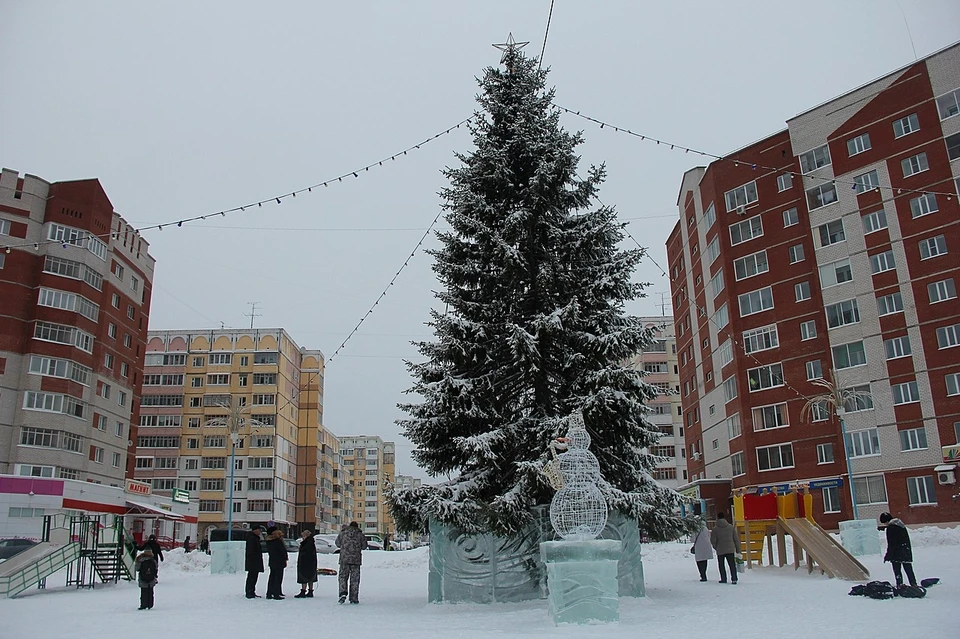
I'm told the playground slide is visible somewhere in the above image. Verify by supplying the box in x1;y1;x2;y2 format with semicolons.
0;542;81;598
777;517;869;581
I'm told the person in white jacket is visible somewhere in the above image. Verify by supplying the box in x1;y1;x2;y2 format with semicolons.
690;520;714;582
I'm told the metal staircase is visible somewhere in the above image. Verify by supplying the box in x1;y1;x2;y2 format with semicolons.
83;517;135;584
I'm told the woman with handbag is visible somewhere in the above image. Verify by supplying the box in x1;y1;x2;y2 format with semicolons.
690;520;714;582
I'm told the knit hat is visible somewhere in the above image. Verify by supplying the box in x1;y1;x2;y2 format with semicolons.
879;512;893;524
266;526;278;534
250;525;262;531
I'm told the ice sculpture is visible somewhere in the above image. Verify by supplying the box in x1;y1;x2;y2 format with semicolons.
209;541;245;574
839;519;881;557
539;413;620;624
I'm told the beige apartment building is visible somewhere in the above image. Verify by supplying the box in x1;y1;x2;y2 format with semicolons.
135;328;326;537
338;435;395;539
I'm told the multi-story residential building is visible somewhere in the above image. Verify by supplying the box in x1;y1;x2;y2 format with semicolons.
625;318;686;489
393;474;421;492
136;328;324;537
0;168;153;485
668;43;960;528
338;436;395;539
316;427;345;533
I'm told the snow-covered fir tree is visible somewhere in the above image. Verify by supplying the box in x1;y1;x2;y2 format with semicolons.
389;46;690;541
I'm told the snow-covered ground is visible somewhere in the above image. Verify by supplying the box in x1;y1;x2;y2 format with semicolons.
3;526;955;638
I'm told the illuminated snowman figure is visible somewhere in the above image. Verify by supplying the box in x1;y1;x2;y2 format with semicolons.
549;413;608;540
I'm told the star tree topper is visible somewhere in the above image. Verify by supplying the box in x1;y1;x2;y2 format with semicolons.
492;32;529;66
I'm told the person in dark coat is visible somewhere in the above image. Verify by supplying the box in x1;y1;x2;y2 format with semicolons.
138;534;164;571
134;548;159;610
244;525;264;598
878;512;917;587
336;521;366;604
264;526;288;600
295;530;318;597
183;536;192;553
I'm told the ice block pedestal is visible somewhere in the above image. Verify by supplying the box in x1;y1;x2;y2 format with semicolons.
209;541;246;574
838;519;881;557
540;539;620;625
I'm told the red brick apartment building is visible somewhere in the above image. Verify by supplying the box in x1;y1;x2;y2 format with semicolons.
669;43;960;527
0;168;154;485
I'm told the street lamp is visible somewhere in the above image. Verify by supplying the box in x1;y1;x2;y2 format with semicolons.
801;370;873;521
203;396;272;541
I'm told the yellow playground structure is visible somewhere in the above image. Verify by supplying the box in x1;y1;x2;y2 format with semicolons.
732;485;869;581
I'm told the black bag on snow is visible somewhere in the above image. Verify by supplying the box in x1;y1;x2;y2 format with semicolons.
139;558;158;582
897;584;926;598
920;578;939;588
848;584;866;596
863;580;895;600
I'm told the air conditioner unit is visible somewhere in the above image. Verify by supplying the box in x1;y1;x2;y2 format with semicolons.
736;206;746;216
936;464;957;485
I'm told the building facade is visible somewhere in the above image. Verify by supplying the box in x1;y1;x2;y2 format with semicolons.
0;168;153;486
625;317;686;489
135;328;324;537
668;43;960;527
338;435;395;539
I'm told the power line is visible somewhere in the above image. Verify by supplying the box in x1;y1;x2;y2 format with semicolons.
539;0;556;70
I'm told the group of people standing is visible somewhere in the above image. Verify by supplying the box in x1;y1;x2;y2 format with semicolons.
244;521;367;604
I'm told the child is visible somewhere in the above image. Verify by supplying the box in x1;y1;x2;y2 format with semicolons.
135;548;159;610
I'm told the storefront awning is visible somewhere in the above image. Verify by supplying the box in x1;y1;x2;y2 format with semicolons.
125;500;185;520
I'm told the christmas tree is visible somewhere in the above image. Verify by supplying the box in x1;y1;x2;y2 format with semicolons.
390;43;689;541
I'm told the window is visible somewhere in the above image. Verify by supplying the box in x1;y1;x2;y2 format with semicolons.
723;376;737;402
821;487;840;514
806;183;838;210
718;340;733;366
251;435;274;448
936;323;960;349
127;305;135;320
47;223;106;260
199;501;223;513
832;341;866;369
97;415;107;430
899;428;928;451
853;475;887;505
135;457;153;469
252;394;275;406
747;363;783;391
117;391;126;407
819;258;853;288
901;153;929;178
207;374;229;385
870;250;896;275
826;299;860;329
154;457;177;469
910;193;938;218
123;334;131;348
892;113;919;138
884;335;912;359
947;372;960;397
130;276;140;293
847;133;871;156
726;414;741;439
714;303;729;329
184;457;199;468
892;381;920;405
777;174;792;192
705;236;720;264
19;426;83;452
252;373;277;385
108;323;117;339
731;452;745;477
724;181;758;212
782;208;799;227
946;133;960;161
729;215;763;246
28;355;91;385
140;394;183;406
112;261;124;278
42;256;103;290
249;456;274;469
111;293;120;308
710;271;723;298
861;209;887;234
36;288;100;322
253;352;279;365
919;235;947;260
203;394;230;407
937;88;960;119
92;446;104;464
738;286;773;316
799;145;831;173
201;457;226;469
704;203;716;228
137;436;180;448
788;244;805;264
817;443;834;464
818;220;845;247
752;403;788;430
853;170;880;193
112;452;121;468
209;353;232;365
800;320;817;340
139;415;181;428
192;356;205;367
928;278;957;303
907;476;936;505
121;362;128;378
34;321;94;353
733;251;768;281
743;325;778;354
23;392;86;420
791;282;810;303
757;443;794;471
877;291;903;316
203;435;225;448
806;360;823;380
0;219;9;236
846;429;880;458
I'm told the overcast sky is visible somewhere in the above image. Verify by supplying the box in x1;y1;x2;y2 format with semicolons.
2;1;958;479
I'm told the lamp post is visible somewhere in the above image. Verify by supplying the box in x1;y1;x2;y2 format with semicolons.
203;396;271;542
801;370;872;521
